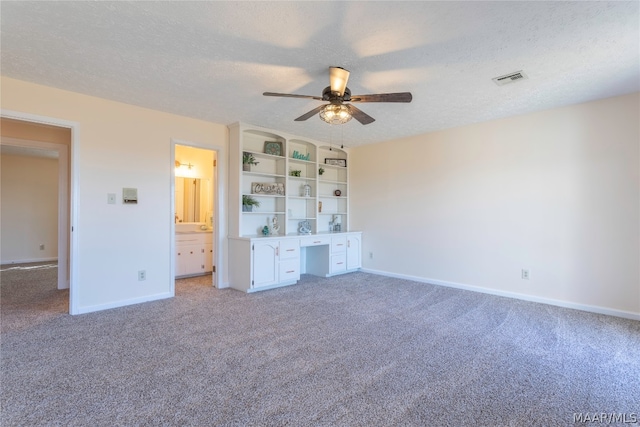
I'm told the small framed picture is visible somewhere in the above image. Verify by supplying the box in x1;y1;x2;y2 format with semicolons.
325;158;347;167
264;141;283;156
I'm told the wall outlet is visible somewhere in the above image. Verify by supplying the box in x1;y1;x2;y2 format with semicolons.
39;244;45;250
521;269;531;280
138;270;146;281
369;251;374;259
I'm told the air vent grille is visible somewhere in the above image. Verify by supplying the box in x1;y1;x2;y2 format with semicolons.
492;70;528;86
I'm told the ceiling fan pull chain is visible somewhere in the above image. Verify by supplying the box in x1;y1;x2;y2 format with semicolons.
329;123;333;151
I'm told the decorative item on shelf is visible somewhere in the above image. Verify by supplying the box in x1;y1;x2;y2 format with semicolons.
252;182;285;195
302;183;311;197
318;167;325;176
298;220;311;235
289;169;301;177
291;150;310;161
262;225;270;236
264;141;283;156
332;214;342;232
270;216;280;235
325;158;347;167
318;201;322;213
334;189;342;197
242;152;259;171
242;195;260;212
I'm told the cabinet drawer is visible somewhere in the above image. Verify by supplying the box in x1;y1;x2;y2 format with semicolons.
279;239;300;260
176;233;206;245
331;236;348;253
330;253;347;274
300;236;331;247
279;260;300;281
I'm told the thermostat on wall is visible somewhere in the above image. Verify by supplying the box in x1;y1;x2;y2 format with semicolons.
123;188;138;204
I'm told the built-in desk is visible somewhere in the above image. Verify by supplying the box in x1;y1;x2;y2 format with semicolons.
228;231;362;293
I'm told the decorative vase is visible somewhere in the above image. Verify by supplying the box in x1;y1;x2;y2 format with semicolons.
243;164;250;172
242;205;252;212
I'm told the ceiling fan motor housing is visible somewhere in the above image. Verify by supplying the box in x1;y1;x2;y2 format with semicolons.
323;86;351;103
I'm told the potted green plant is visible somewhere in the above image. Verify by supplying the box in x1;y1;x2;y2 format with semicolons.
242;195;260;212
243;152;259;171
318;166;325;176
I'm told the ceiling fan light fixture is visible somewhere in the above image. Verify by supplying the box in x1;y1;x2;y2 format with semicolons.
329;67;350;96
319;104;352;125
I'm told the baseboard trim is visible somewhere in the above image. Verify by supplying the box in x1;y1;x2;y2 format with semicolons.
1;257;58;265
361;268;640;321
74;292;173;315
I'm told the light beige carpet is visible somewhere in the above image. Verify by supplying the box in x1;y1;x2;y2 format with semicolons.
2;264;639;426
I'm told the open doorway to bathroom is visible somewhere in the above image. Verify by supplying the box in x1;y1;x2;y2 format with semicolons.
173;144;218;288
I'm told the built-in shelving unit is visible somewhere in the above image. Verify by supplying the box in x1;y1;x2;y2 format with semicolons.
229;122;350;237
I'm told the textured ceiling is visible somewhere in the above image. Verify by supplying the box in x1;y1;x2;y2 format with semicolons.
1;1;638;147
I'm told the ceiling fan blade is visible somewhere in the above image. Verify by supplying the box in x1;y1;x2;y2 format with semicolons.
329;67;350;96
294;105;327;121
350;92;413;103
346;104;375;125
263;92;323;100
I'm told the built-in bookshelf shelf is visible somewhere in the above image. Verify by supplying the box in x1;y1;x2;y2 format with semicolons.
229;122;350;237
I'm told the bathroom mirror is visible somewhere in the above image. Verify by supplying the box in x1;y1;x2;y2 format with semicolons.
175;177;210;224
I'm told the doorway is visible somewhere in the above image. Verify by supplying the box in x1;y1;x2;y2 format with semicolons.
172;143;218;289
0;114;76;313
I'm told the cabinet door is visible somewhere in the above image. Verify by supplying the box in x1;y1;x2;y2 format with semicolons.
347;234;361;270
204;243;213;273
176;247;187;277
184;244;204;275
252;240;279;288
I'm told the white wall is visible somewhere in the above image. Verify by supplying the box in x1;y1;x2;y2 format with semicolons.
1;76;228;314
351;93;639;318
1;154;58;263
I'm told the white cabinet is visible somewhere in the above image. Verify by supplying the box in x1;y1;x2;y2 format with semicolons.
330;235;348;275
175;232;213;278
227;123;360;293
278;238;301;283
229;237;301;292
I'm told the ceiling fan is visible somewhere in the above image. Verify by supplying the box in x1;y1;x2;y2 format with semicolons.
263;67;412;125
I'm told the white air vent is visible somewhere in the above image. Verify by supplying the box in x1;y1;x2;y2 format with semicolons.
492;70;528;86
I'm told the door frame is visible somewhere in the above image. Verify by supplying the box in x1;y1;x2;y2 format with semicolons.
170;138;224;292
1;109;80;314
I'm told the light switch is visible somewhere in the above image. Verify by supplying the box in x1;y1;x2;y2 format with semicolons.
107;193;116;204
